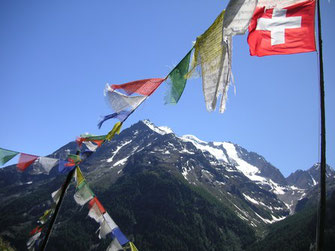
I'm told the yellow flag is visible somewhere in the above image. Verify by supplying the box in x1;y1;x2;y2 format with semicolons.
129;242;138;251
187;10;230;112
106;122;123;141
75;166;85;187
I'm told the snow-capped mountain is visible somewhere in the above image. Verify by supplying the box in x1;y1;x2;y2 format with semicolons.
1;120;334;250
78;120;331;226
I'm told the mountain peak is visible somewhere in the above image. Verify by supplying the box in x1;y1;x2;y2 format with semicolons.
141;119;174;135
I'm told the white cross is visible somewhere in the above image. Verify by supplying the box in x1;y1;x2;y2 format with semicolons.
256;8;302;45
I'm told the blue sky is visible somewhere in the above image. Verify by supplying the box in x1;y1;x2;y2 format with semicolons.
0;0;334;177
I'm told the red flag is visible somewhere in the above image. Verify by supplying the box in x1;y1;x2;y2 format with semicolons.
88;197;106;214
110;78;165;96
248;0;316;56
17;153;39;171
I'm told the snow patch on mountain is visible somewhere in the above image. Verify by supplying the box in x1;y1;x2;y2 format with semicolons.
107;140;132;163
243;193;260;205
143;120;173;135
181;135;228;163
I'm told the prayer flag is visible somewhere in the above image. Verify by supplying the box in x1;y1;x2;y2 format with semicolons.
74;166;85;187
106;122;122;141
188;10;231;113
58;160;75;174
88;197;106;213
17;153;39;172
165;50;192;104
223;0;258;36
29;226;43;236
104;213;118;231
88;197;106;223
52;188;62;204
110;78;165;96
27;232;41;250
99;219;113;239
39;209;53;224
74;181;94;206
104;86;146;114
107;238;123;251
97;111;131;129
129;242;138;251
248;0;316;56
83;141;101;152
34;157;58;174
0;148;19;166
111;227;129;246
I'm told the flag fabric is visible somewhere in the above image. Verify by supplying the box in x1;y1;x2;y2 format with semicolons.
107;238;123;251
99;219;113;239
74;181;94;206
68;154;81;164
104;213;118;231
51;188;62;204
97;111;131;129
0;148;19;166
165;50;192;104
257;0;307;8
248;0;316;56
187;10;230;113
110;78;165;96
39;209;53;224
88;197;106;223
111;227;129;246
27;232;41;250
106;122;122;141
129;242;139;251
223;0;258;36
104;86;147;113
17;153;39;171
76;134;107;146
82;141;101;152
29;226;43;236
74;166;85;187
34;157;58;174
58;160;76;174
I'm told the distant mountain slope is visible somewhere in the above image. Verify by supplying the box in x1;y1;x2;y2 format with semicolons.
248;180;335;251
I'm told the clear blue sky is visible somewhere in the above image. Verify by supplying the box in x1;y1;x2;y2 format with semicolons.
0;0;334;177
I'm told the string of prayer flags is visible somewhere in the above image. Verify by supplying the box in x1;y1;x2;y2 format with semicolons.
165;50;192;104
17;153;39;172
110;78;165;96
106;122;122;141
187;10;230;113
0;147;19;166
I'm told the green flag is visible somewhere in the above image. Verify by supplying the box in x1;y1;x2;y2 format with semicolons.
165;49;192;104
0;148;19;166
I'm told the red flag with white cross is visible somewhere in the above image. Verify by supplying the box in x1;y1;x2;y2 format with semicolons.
248;0;316;57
